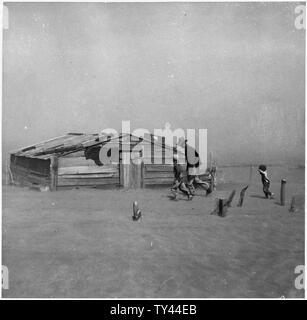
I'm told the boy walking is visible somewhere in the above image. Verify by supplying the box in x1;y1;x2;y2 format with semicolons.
171;154;193;200
182;138;212;196
258;165;274;199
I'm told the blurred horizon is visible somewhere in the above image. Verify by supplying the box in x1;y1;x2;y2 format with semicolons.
2;2;305;166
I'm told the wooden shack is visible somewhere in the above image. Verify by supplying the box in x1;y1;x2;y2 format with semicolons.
8;132;191;191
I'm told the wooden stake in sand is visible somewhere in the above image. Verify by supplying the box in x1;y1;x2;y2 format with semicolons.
237;185;249;207
132;201;142;221
218;199;227;217
280;179;286;206
211;196;231;217
210;190;235;217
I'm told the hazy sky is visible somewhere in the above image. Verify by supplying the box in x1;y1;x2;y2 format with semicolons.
2;2;305;165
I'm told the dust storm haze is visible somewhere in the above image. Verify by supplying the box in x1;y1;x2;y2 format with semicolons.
2;2;305;165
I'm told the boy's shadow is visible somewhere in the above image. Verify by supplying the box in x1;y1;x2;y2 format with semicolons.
166;195;176;200
250;194;280;205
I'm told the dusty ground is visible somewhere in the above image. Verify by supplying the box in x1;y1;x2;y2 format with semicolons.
2;171;305;298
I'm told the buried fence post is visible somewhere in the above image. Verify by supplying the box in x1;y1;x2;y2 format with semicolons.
218;198;227;217
280;179;286;206
211;190;235;216
237;185;249;207
132;201;142;221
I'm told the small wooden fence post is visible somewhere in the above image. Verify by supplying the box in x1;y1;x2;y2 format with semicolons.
211;198;227;217
218;199;227;217
238;185;249;207
280;179;286;206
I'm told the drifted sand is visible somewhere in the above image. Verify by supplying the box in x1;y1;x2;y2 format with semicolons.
2;176;304;298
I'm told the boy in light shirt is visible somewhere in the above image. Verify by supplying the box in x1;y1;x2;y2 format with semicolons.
258;164;274;199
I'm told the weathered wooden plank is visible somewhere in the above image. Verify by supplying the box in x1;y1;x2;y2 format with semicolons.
142;157;180;165
59;173;119;179
145;180;172;185
10;166;27;176
144;177;173;184
56;185;120;190
130;161;143;188
57;177;119;186
145;165;174;172
11;171;49;185
145;172;174;179
12;173;49;185
58;165;119;175
20;136;77;156
144;176;173;181
10;164;49;178
61;151;85;158
120;152;131;188
12;169;50;181
14;135;68;155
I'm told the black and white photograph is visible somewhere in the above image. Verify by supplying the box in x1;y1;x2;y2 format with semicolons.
1;1;305;300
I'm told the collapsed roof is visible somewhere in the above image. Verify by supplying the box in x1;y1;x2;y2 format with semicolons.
11;132;181;160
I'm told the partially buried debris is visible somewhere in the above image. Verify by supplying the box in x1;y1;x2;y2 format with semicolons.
280;179;286;206
237;185;249;207
132;201;142;221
